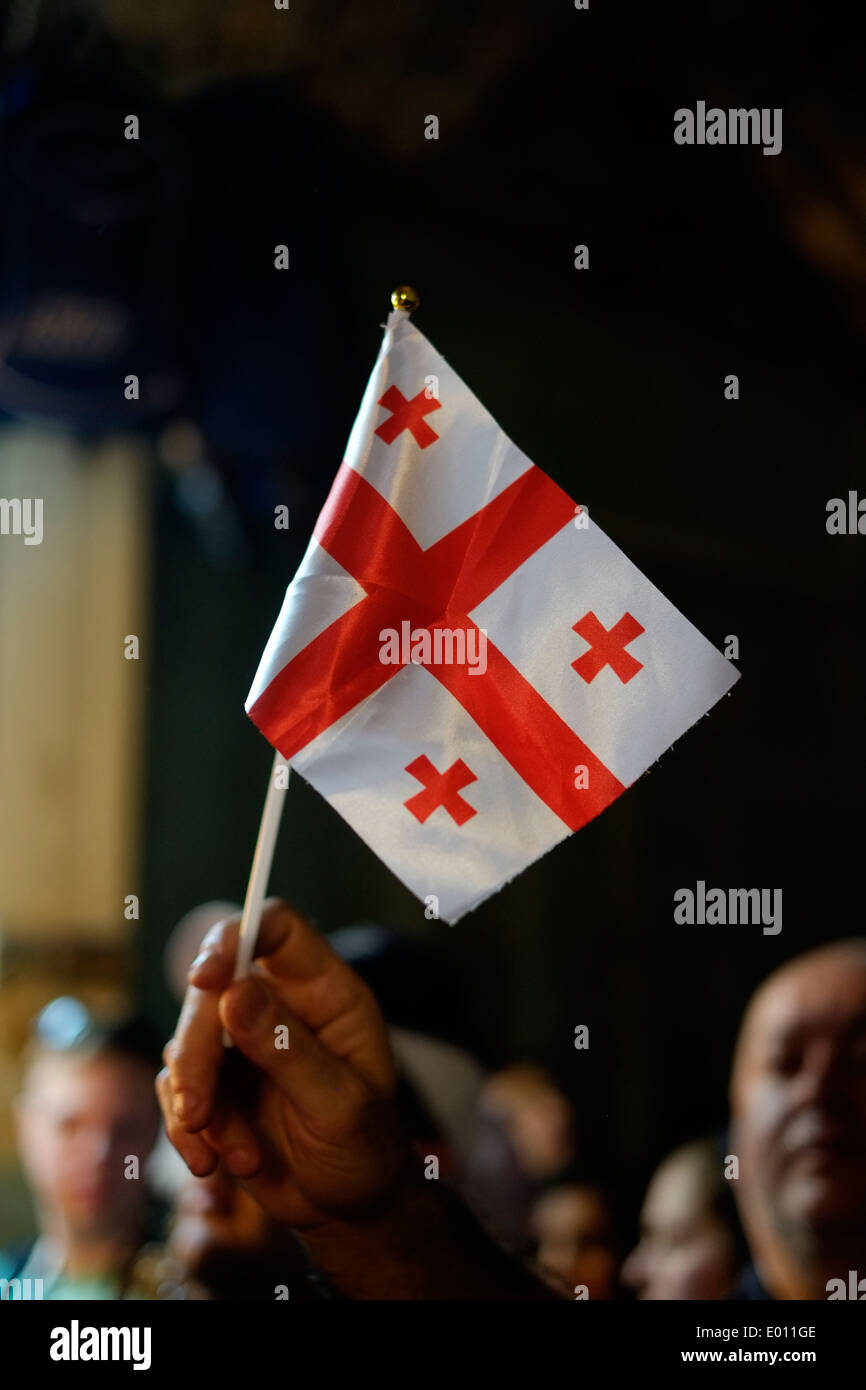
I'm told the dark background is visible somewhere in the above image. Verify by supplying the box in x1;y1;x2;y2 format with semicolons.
1;0;863;1208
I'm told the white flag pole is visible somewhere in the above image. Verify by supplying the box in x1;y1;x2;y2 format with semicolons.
223;749;290;1044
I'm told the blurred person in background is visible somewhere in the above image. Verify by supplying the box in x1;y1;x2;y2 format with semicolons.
482;1064;578;1178
0;998;164;1299
462;1063;579;1252
729;940;866;1301
531;1180;623;1299
622;1138;749;1300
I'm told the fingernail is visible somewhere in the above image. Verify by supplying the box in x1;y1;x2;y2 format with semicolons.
173;1088;199;1122
190;951;211;971
229;978;267;1030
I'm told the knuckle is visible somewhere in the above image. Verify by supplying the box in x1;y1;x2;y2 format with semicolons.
201;920;233;955
167;1041;197;1075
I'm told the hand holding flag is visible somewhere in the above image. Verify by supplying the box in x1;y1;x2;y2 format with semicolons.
159;900;406;1226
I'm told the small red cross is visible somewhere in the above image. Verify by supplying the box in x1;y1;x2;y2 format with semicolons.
572;611;645;684
404;755;477;826
374;385;442;449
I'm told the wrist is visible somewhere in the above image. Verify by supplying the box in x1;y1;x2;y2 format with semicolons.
304;1145;429;1240
298;1155;558;1299
298;1153;449;1294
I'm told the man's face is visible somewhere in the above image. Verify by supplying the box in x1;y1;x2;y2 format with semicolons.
16;1052;160;1238
731;950;866;1237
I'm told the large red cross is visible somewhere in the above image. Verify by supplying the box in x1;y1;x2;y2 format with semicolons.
248;462;626;832
404;755;477;826
374;385;442;448
572;611;645;684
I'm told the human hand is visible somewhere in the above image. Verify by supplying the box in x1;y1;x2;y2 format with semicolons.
157;900;408;1228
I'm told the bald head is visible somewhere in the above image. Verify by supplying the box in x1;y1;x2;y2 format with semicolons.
731;940;866;1102
729;941;866;1294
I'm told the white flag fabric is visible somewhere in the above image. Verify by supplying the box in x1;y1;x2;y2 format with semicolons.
247;310;739;921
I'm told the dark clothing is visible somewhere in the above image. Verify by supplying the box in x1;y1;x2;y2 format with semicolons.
730;1263;773;1300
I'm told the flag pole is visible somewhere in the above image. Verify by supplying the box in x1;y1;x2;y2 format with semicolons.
233;748;291;979
233;750;291;978
222;749;290;1044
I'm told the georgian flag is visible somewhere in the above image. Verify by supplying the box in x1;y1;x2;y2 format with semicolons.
246;311;738;921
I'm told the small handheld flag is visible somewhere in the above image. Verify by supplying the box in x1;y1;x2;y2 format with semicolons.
239;287;738;945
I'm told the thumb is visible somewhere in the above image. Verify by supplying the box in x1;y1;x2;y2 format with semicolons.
219;977;349;1114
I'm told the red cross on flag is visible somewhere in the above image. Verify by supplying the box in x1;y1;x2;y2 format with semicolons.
246;309;739;922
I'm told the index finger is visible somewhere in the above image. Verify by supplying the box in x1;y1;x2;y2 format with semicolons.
163;983;225;1132
187;900;297;990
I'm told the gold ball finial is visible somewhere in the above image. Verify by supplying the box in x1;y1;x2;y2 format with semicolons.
391;285;420;313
